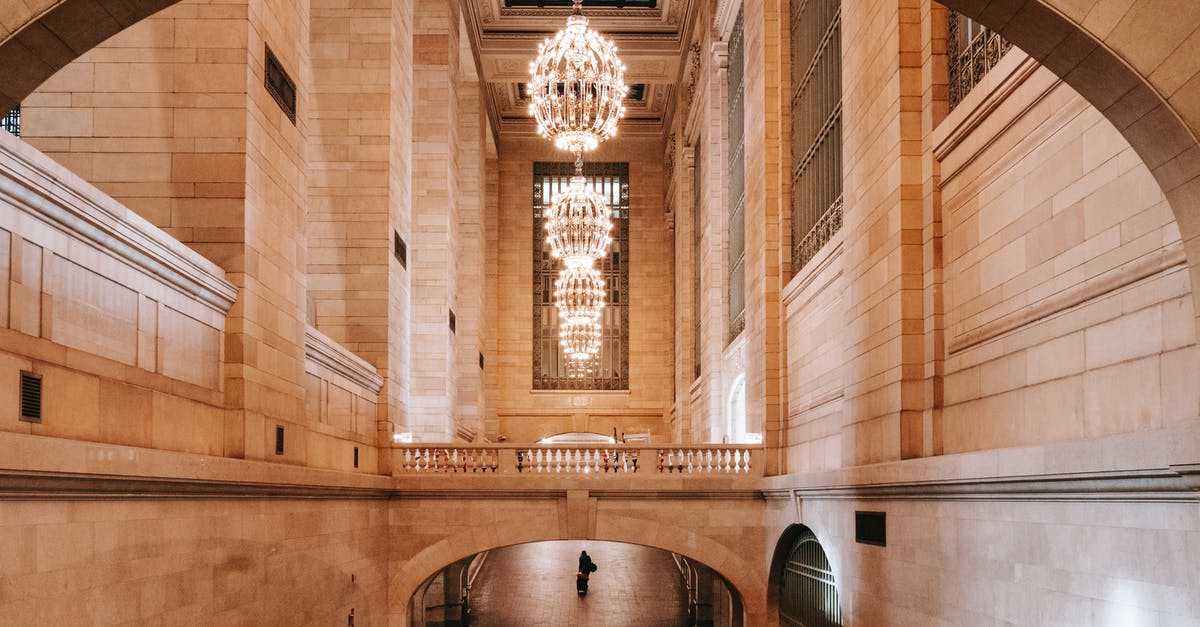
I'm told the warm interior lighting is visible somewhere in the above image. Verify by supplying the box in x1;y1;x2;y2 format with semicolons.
544;172;613;268
527;0;628;155
559;316;603;361
553;265;606;322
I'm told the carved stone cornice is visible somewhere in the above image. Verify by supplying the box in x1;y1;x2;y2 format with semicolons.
774;468;1200;503
714;0;741;40
305;325;385;394
0;128;238;314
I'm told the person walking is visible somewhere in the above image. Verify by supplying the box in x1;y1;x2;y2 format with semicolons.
576;550;598;595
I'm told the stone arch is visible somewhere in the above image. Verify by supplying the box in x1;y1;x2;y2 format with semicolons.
389;518;767;626
765;524;842;627
0;0;179;111
934;0;1200;346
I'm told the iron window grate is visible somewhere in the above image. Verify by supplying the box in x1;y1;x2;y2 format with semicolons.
264;45;297;124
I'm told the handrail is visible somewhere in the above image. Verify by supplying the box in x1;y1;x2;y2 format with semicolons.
392;444;764;477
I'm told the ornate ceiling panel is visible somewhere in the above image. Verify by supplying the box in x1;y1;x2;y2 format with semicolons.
462;0;699;139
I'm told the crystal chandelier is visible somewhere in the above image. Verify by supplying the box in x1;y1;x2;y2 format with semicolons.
559;316;603;361
527;0;628;155
553;266;606;321
555;265;606;364
544;159;613;269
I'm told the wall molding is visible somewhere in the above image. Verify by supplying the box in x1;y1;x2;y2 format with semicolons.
948;242;1187;354
713;0;741;41
304;325;385;394
0;132;238;314
782;238;842;310
932;52;1045;183
766;467;1200;504
789;390;843;419
0;469;392;500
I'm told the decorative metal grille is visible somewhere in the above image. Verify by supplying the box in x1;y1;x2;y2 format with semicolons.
692;142;703;381
727;8;746;343
947;10;1012;110
533;162;630;390
1;106;19;137
790;0;842;277
780;526;842;627
264;45;297;124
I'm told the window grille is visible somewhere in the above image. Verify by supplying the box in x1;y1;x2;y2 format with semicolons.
790;0;842;276
532;162;629;390
947;10;1012;110
779;526;842;627
264;46;297;124
1;106;19;137
692;142;703;380
727;9;746;342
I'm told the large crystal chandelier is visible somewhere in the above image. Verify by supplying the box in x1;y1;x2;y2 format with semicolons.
559;317;603;362
528;0;627;368
554;266;605;365
527;0;628;155
544;158;613;269
553;266;606;320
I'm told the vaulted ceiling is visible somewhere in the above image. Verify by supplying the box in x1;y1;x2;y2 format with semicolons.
461;0;701;140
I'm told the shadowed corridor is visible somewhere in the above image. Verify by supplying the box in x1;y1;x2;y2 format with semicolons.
468;541;691;626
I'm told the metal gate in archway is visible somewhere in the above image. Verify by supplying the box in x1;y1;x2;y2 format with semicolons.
779;526;841;627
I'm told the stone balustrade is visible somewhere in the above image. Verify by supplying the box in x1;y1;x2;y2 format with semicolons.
393;444;763;477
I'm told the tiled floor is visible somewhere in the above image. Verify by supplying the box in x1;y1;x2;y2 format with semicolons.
467;540;691;626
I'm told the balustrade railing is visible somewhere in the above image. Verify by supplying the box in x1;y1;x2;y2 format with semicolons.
393;444;762;477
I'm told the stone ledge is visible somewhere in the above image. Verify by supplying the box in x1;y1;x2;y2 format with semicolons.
0;131;238;314
763;423;1200;503
304;324;384;394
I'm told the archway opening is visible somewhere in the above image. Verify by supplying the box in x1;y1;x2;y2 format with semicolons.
409;540;743;627
769;525;841;627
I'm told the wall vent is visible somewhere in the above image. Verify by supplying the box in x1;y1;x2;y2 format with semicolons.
264;45;297;124
393;231;407;268
855;511;886;546
19;371;41;422
353;446;359;468
275;425;285;455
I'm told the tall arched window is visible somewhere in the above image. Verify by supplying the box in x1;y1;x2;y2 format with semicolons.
779;526;841;627
727;374;746;443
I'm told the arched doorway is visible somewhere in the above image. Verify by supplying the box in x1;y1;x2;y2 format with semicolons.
409;540;743;627
775;525;841;627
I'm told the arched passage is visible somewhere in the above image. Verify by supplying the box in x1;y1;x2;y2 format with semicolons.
766;525;842;627
410;540;742;626
387;499;769;627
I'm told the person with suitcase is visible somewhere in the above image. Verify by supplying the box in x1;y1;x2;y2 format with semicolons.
576;550;598;595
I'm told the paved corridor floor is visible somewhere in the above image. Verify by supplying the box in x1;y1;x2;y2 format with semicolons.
467;540;691;626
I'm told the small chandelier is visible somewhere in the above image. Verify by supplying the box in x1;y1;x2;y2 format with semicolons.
553;266;606;321
527;0;628;155
545;159;613;268
560;317;603;361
